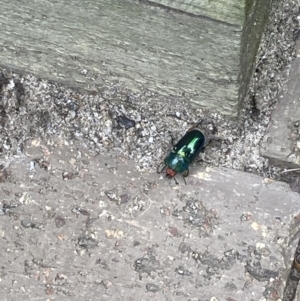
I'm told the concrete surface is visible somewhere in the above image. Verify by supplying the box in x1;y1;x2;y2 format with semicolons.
0;0;270;117
0;137;299;301
0;1;299;300
147;0;245;25
261;38;300;170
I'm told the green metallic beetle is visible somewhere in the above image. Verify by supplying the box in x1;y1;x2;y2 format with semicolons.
158;128;206;184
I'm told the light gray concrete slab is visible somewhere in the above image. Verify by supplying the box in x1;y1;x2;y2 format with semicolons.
0;0;243;117
147;0;245;25
0;138;299;300
261;39;300;170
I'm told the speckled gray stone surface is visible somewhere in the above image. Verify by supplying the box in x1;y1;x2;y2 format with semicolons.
0;138;299;301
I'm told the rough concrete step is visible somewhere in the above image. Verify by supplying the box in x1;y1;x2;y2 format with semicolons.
0;138;299;300
261;38;300;170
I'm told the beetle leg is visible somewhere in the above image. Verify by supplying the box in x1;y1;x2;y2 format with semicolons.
204;135;223;148
186;123;198;132
186;119;206;132
165;130;177;147
173;176;179;185
171;136;176;147
182;169;189;177
188;117;217;134
181;169;189;185
157;163;166;174
196;157;212;164
195;151;212;164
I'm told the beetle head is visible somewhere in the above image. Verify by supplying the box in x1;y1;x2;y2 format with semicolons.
165;167;177;179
